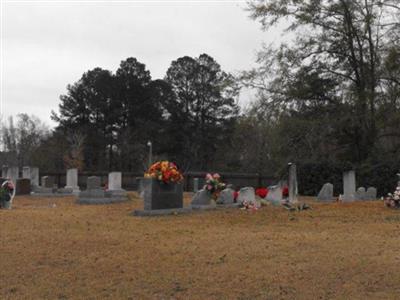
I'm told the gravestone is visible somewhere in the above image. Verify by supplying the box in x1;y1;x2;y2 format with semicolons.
317;183;334;202
137;177;144;197
65;168;80;194
23;166;39;187
191;189;212;206
355;187;366;201
193;178;199;193
237;187;256;205
108;172;122;190
42;176;55;188
16;178;31;195
266;185;282;205
288;163;298;203
343;170;356;202
366;187;377;200
216;187;235;205
78;176;106;203
143;179;183;210
2;165;8;178
106;172;128;201
30;167;39;187
22;167;30;179
7;166;19;184
87;176;101;190
35;176;56;194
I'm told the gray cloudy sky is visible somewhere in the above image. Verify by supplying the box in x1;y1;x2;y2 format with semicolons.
2;0;279;126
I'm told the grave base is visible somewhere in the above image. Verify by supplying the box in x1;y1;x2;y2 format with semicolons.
132;207;192;216
134;202;241;217
77;197;129;205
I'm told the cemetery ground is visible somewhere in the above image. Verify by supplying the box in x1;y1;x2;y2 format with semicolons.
1;194;400;299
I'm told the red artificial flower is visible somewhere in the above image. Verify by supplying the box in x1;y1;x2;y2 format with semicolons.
233;191;239;201
255;187;268;198
282;185;289;197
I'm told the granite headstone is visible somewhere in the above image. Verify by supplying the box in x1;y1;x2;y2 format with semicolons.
343;170;356;202
317;183;334;202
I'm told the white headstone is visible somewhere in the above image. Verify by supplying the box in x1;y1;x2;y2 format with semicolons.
317;183;334;201
7;166;19;184
108;172;122;190
288;163;298;203
343;170;356;202
1;165;8;178
22;166;39;187
65;168;80;193
30;167;39;187
237;187;256;205
266;185;282;205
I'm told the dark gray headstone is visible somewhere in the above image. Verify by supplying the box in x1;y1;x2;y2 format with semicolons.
193;178;199;193
288;163;298;203
16;178;31;195
87;176;101;190
317;183;334;201
143;178;183;210
42;176;55;188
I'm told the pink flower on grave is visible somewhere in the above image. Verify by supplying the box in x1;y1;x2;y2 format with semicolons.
212;173;221;179
205;173;213;181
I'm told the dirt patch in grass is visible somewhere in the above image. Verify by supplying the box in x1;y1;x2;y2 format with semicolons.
1;194;400;299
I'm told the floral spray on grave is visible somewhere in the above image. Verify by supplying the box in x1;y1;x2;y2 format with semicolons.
204;173;226;203
0;180;16;209
144;161;184;184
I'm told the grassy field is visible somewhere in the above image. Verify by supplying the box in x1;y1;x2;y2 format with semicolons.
1;193;400;299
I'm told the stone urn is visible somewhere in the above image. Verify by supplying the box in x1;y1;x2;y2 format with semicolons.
143;178;183;210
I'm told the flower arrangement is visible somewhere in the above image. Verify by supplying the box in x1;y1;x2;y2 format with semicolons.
0;180;15;209
204;173;226;200
384;186;400;208
144;161;184;184
240;199;259;211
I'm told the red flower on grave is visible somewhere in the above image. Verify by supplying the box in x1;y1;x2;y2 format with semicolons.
282;185;289;197
233;191;239;201
255;187;268;199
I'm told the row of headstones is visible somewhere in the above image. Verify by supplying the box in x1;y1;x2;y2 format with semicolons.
78;174;128;204
1;166;127;201
1;166;39;195
191;163;299;206
317;170;377;202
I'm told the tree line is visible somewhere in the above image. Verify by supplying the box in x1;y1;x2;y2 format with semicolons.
1;0;399;184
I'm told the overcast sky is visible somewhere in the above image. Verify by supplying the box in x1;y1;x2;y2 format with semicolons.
2;0;280;127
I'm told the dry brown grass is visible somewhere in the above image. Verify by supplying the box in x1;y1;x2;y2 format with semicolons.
1;193;400;299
